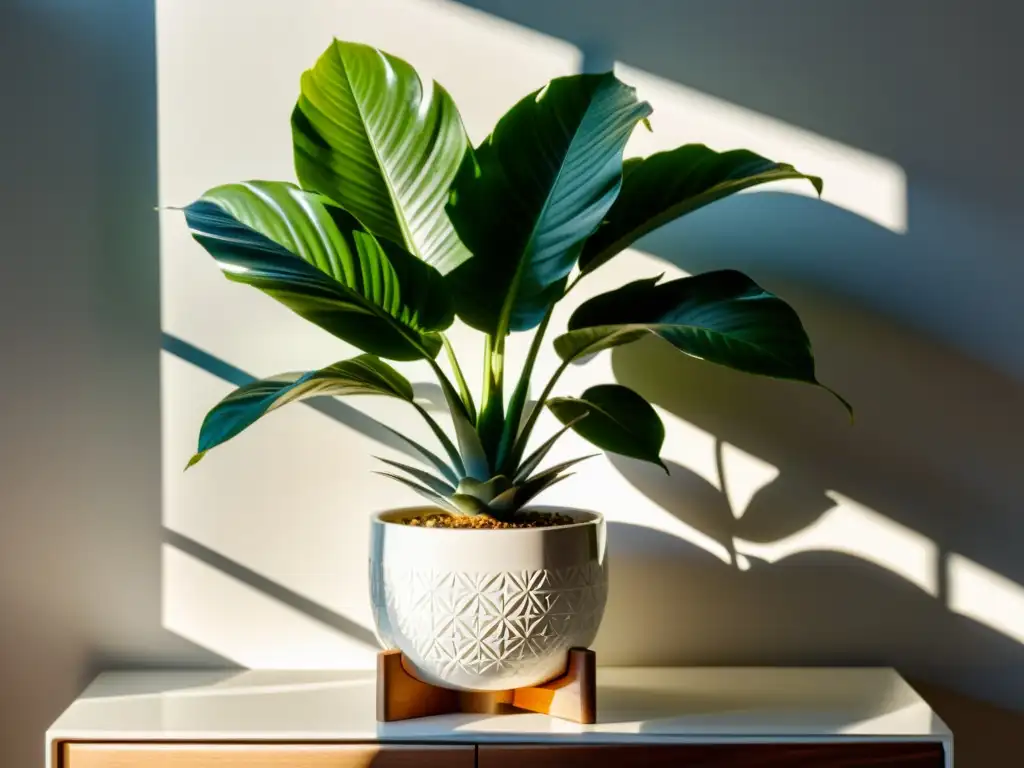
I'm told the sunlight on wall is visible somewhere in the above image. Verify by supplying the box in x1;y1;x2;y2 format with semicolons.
164;545;378;668
948;554;1024;645
734;492;939;596
662;411;723;493
720;442;780;520
636;410;732;563
615;63;908;233
162;353;415;629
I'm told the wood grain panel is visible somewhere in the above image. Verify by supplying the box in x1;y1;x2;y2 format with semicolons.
478;743;945;768
63;743;474;768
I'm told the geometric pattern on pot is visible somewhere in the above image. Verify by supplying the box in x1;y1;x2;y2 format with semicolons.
379;563;608;690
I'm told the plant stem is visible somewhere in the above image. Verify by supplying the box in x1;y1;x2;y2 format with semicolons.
563;272;584;296
477;333;505;468
495;305;554;474
509;356;571;470
479;335;493;426
441;333;476;423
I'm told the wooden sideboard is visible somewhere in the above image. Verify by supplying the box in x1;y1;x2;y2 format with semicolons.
47;668;952;767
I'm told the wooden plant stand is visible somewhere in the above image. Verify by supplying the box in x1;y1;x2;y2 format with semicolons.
376;648;596;724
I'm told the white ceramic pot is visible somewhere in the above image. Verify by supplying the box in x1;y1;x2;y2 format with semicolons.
369;507;608;691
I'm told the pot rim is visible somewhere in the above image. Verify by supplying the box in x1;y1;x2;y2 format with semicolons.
372;505;604;532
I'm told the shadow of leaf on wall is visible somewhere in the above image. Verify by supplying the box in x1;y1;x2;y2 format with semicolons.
608;453;836;569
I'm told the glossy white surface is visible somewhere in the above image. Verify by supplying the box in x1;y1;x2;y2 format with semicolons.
370;509;608;690
48;668;950;748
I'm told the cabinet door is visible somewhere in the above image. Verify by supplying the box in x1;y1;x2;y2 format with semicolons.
62;743;474;768
478;743;946;768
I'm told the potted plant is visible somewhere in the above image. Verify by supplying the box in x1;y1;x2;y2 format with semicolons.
182;40;849;691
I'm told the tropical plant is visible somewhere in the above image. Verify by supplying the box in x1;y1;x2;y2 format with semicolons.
183;40;849;521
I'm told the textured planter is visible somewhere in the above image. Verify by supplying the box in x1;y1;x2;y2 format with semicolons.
369;507;608;691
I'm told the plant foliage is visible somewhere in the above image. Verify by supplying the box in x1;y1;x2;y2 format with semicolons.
182;39;848;522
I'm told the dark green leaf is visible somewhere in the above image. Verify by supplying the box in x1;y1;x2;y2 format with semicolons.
374;472;459;514
456;475;512;504
379;424;460;485
184;181;453;361
187;354;413;466
579;146;822;274
450;493;491;516
513;414;588;482
410;402;468;480
292;40;471;274
554;270;851;415
490;471;574;513
374;457;456;496
446;73;652;335
437;377;490;480
547;384;666;471
525;454;598;484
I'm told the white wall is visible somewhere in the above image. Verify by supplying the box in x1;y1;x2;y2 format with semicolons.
3;1;1023;766
0;3;223;767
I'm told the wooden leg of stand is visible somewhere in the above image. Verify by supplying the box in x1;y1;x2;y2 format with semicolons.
377;650;459;722
513;648;597;724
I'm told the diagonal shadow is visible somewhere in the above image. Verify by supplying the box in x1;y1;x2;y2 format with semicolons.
162;332;426;460
164;527;381;649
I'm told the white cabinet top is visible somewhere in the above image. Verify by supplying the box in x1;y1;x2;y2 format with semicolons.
48;668;949;746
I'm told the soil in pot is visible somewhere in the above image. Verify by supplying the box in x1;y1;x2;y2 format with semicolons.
400;510;576;529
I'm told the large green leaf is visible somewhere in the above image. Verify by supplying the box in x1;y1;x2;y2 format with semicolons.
185;181;453;361
446;73;652;335
292;40;471;274
554;270;851;414
547;385;667;471
187;354;414;467
579;146;822;275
